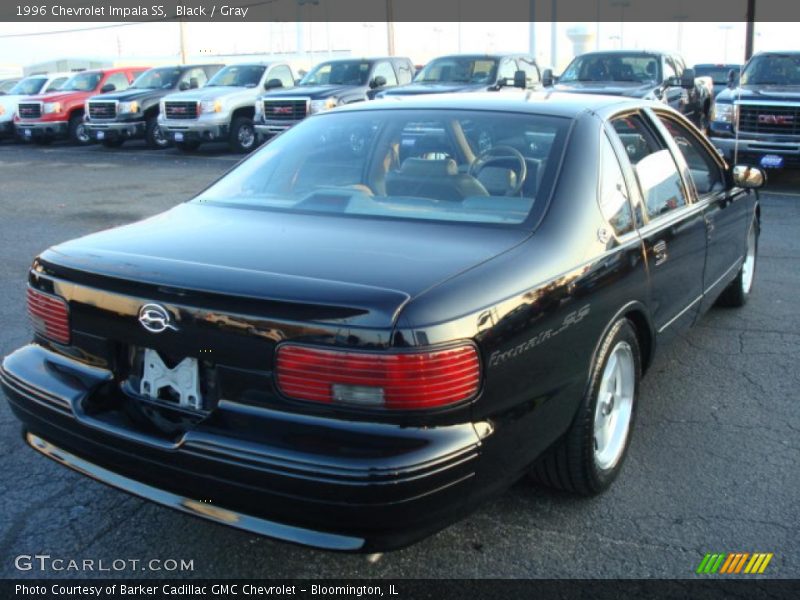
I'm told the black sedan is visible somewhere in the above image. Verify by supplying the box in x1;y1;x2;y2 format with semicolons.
0;93;763;552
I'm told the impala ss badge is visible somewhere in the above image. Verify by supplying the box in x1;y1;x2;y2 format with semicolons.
138;304;178;333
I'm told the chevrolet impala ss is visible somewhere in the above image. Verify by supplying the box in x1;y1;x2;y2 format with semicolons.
1;93;763;551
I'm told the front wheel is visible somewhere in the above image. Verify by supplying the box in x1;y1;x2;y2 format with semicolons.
717;217;758;307
68;114;91;145
145;117;169;149
531;318;641;495
229;116;257;153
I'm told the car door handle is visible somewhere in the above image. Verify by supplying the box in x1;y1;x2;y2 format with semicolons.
651;240;668;266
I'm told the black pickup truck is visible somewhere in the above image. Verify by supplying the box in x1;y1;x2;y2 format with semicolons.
84;64;223;148
544;50;713;131
378;53;541;98
710;52;800;169
255;57;414;136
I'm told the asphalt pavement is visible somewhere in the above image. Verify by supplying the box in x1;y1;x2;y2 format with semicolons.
0;140;798;579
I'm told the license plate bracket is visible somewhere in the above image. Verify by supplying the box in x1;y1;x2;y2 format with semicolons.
96;130;105;140
174;131;184;142
759;154;784;169
140;348;203;411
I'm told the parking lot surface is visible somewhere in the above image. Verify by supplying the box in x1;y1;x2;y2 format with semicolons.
0;141;798;579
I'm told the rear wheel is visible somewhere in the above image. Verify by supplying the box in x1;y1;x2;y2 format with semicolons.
531;318;641;495
175;140;201;153
145;117;169;149
68;114;91;145
717;217;758;307
229;116;257;153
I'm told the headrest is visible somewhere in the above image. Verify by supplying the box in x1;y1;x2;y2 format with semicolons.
399;158;458;177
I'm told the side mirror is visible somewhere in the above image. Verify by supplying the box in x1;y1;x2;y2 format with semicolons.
680;68;695;90
264;78;283;90
513;70;527;89
542;68;554;87
727;69;737;89
100;83;116;93
178;81;190;91
732;164;766;189
369;75;387;89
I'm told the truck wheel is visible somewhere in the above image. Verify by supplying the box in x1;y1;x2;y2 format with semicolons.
68;114;91;145
717;218;758;307
175;140;201;152
101;138;124;148
229;117;257;153
530;318;641;495
145;117;169;149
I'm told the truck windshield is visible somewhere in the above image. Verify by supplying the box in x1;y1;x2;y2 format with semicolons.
207;65;265;88
560;53;660;83
132;67;182;89
415;57;498;84
741;54;800;86
9;77;47;95
194;108;569;227
300;61;372;86
61;72;102;92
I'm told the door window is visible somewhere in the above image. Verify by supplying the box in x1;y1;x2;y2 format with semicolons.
657;115;725;195
599;134;634;236
269;65;295;88
45;77;67;92
498;59;517;83
104;72;131;92
395;61;413;85
611;114;688;221
372;61;398;87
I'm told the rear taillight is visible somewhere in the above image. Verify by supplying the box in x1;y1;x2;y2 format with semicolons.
275;344;480;410
27;287;70;344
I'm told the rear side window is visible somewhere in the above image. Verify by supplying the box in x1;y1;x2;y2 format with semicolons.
657;115;724;195
599;134;634;236
611;114;688;221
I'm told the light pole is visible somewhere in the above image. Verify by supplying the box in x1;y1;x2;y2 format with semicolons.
719;24;733;63
610;0;631;48
362;23;375;55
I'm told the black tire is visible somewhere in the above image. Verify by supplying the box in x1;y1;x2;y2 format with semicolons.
531;318;641;495
175;140;201;153
68;114;91;145
101;138;125;148
717;217;758;308
229;116;257;153
145;117;169;149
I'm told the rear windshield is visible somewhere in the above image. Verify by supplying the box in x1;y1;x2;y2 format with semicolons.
194;108;568;226
9;77;46;95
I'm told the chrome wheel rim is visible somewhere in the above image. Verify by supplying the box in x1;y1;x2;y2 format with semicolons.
593;341;635;471
153;124;168;147
76;123;90;143
741;224;756;294
238;125;255;149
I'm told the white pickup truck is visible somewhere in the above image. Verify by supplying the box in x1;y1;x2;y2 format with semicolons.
158;62;295;153
0;72;72;140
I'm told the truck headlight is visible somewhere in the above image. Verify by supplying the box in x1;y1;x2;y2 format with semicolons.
0;105;5;116
712;103;737;124
199;99;223;114
43;102;62;114
118;101;139;114
309;98;337;114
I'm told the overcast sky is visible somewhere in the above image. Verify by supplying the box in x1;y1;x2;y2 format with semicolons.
0;20;796;77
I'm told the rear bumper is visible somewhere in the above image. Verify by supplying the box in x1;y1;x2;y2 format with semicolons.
1;344;483;551
15;120;68;140
85;120;146;141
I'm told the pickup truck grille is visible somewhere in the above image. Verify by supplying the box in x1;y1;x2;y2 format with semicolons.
738;104;800;136
263;99;308;121
164;101;199;120
18;103;41;119
88;101;117;120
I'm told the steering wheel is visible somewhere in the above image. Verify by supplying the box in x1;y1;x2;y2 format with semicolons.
468;145;528;196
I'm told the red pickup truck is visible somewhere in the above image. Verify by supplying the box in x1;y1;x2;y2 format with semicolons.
15;66;148;145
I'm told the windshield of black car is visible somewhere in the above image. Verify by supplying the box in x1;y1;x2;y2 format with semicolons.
695;66;738;85
132;67;182;89
300;61;372;86
559;54;660;83
61;72;102;91
415;58;498;84
194;109;568;226
741;54;800;85
9;77;47;95
207;65;265;87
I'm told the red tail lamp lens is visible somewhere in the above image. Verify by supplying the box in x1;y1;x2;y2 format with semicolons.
27;287;70;344
275;344;480;410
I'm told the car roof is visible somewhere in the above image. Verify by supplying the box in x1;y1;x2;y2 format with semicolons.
429;53;529;60
336;90;651;119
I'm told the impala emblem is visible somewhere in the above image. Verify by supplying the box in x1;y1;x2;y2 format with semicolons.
138;304;177;333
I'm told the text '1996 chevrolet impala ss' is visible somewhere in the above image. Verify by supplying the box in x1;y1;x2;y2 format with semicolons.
1;92;763;552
